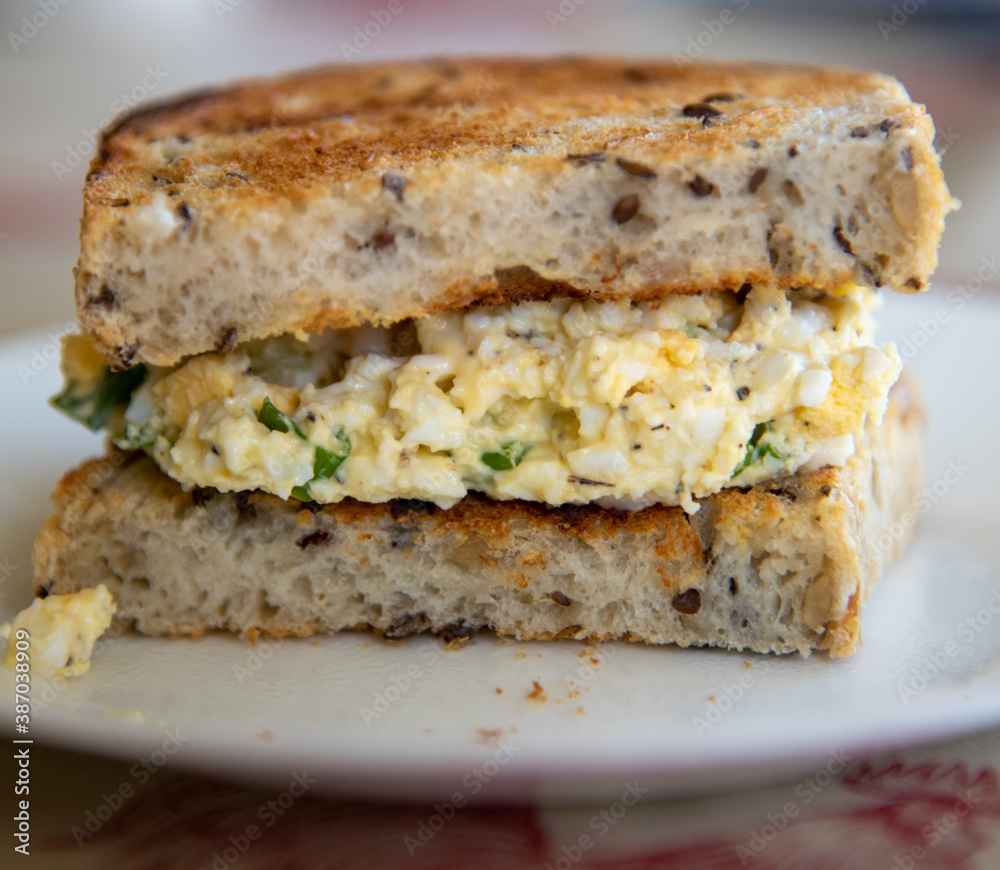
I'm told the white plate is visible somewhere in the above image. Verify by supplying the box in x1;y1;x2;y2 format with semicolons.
3;289;1000;804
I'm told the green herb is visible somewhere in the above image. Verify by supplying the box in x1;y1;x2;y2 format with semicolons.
291;428;352;502
312;447;342;481
732;422;787;478
111;420;159;451
51;365;148;431
257;397;306;439
313;432;351;480
482;441;531;471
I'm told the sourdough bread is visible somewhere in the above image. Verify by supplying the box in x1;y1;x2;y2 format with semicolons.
76;58;955;368
34;374;923;657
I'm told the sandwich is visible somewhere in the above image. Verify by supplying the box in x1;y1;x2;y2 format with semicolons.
34;58;954;657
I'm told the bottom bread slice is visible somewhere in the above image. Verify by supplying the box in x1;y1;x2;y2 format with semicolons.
34;375;923;657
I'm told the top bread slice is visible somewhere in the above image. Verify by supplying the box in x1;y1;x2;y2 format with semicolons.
77;57;955;368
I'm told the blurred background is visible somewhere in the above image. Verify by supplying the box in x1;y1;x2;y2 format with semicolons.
1;0;999;338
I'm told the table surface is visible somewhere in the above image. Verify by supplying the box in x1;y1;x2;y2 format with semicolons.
2;1;999;866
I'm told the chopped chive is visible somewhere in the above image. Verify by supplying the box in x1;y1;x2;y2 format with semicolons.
290;484;312;502
257;397;306;438
482;441;531;471
51;365;148;431
482;451;514;471
111;421;159;450
732;421;787;478
313;428;351;479
291;428;352;502
313;445;345;479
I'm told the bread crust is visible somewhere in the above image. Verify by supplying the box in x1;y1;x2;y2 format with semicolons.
33;374;923;657
93;59;904;184
75;58;954;367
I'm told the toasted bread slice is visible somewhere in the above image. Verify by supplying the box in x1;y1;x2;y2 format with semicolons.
32;374;922;657
77;58;954;368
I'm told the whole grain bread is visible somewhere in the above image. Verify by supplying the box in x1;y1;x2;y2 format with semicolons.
33;375;923;657
76;58;954;368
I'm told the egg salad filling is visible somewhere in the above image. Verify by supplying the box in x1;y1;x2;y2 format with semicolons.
55;283;900;513
1;585;116;678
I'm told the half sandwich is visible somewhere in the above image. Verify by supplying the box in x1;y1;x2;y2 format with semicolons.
35;58;954;656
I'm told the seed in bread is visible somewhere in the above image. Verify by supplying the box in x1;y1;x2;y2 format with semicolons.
76;58;956;368
33;375;923;657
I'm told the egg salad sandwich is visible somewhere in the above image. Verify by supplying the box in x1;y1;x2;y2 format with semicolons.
34;58;954;657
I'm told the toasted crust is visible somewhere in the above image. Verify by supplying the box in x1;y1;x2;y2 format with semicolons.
33;374;923;657
76;58;955;367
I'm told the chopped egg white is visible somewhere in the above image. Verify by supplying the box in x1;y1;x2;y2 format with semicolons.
103;283;899;513
1;586;116;678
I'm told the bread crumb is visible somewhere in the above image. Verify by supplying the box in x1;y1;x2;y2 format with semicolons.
254;730;275;742
527;680;547;702
495;688;503;695
105;709;144;723
477;727;504;745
